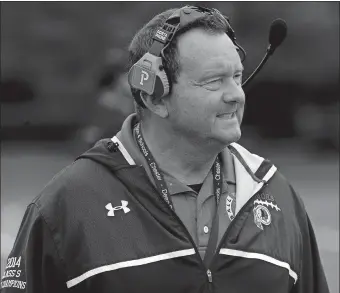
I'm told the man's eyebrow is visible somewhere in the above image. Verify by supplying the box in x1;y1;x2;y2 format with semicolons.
207;62;244;72
193;60;244;81
236;64;244;72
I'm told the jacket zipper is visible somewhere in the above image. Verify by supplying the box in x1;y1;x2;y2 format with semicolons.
162;193;208;270
167;206;217;291
158;191;217;287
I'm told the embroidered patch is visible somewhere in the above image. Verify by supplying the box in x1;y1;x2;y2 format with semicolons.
257;192;275;202
226;194;236;221
253;205;271;230
253;193;281;230
253;199;281;211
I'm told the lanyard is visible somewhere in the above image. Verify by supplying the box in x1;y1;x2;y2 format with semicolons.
134;123;223;210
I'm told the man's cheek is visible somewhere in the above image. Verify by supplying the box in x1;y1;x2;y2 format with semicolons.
237;108;244;123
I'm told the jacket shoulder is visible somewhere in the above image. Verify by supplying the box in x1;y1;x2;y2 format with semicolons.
32;158;125;230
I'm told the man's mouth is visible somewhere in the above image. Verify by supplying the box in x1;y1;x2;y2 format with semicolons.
217;111;236;119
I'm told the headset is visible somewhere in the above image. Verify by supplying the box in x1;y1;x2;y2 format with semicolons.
127;5;246;108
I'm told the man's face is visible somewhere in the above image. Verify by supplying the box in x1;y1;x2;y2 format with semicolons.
166;28;245;146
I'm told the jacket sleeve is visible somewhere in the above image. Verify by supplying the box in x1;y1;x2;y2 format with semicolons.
1;203;68;293
291;201;330;293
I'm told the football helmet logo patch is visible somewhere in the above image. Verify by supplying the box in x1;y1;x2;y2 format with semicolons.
253;205;271;230
253;193;281;230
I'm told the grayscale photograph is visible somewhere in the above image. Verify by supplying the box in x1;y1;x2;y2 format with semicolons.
1;2;339;293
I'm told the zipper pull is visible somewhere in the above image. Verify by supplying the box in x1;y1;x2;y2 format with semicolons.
207;269;212;283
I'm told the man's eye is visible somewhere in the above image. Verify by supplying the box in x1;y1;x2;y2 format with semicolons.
204;79;223;90
209;79;223;84
234;73;243;84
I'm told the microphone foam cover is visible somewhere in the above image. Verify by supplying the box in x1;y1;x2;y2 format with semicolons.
269;19;287;49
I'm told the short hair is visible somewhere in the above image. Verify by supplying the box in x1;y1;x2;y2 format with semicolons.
128;7;231;119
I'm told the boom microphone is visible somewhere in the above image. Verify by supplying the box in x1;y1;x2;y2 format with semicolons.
268;19;288;54
242;19;287;88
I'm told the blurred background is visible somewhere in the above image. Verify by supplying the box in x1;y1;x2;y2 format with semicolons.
1;2;339;292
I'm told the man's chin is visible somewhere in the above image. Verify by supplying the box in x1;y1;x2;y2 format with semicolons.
227;131;242;145
213;128;242;147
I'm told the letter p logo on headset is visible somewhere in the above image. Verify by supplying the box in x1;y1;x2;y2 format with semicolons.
140;70;149;85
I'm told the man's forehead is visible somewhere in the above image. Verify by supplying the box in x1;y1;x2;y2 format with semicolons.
179;45;243;76
178;30;234;52
202;58;244;72
177;29;242;72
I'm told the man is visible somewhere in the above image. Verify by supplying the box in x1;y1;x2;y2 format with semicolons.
1;6;329;293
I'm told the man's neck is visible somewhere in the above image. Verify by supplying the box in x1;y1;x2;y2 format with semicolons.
139;118;224;185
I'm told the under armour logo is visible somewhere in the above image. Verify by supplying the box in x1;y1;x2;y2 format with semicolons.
140;70;149;85
106;201;130;216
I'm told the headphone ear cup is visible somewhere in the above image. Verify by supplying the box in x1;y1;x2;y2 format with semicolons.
128;53;171;103
133;68;170;108
154;69;170;99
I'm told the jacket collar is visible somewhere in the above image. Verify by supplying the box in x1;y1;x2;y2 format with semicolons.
229;143;277;214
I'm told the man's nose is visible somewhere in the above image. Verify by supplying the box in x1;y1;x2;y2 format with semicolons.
222;81;245;104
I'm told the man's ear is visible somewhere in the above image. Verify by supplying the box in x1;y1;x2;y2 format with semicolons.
140;92;169;118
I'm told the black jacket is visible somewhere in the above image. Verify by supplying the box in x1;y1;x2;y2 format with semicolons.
1;139;329;293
